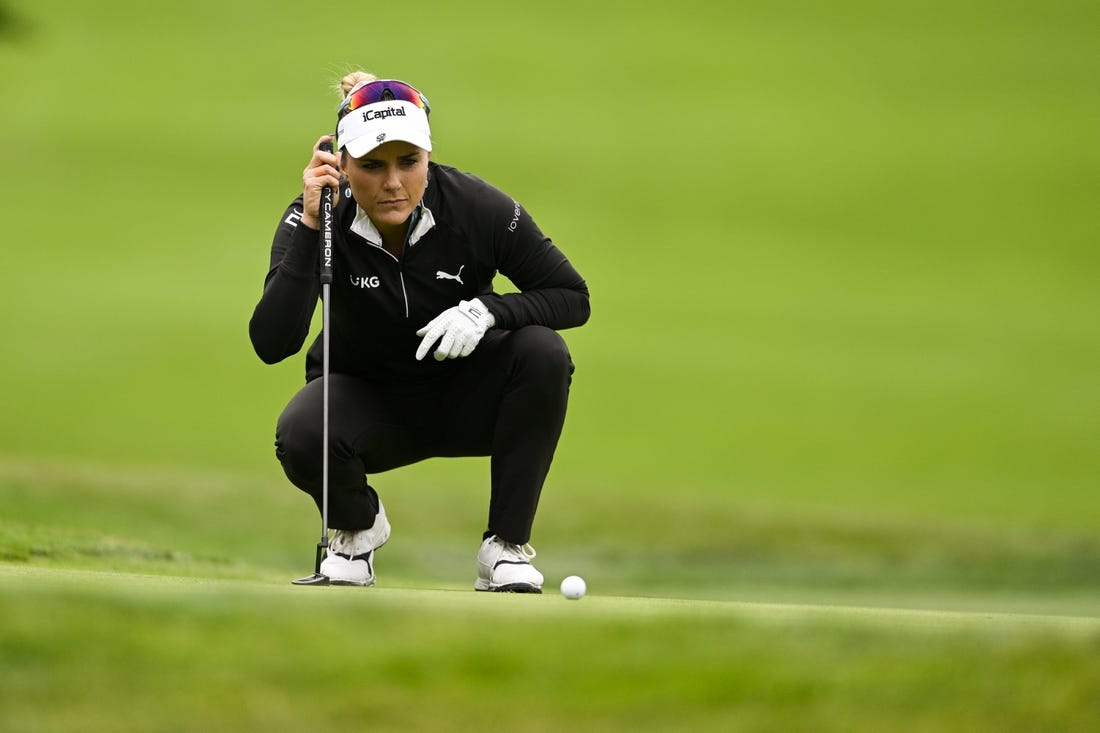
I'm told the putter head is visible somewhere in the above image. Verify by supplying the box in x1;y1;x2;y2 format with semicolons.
291;540;330;585
291;572;331;586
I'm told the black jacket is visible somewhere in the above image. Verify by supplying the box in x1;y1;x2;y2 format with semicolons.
249;162;590;383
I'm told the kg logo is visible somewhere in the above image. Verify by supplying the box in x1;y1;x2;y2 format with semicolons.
350;275;381;289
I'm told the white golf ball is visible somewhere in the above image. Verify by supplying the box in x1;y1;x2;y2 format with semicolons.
560;575;586;600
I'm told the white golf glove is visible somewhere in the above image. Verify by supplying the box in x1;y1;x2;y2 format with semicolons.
415;298;496;361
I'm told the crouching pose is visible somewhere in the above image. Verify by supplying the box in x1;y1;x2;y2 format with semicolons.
249;72;590;591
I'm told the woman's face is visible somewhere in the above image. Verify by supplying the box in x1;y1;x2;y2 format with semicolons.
341;140;430;235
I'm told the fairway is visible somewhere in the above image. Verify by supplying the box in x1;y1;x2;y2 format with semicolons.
2;0;1099;729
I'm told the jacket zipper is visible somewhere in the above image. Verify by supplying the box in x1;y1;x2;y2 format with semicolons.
396;207;422;319
375;248;410;319
372;206;420;319
398;268;409;318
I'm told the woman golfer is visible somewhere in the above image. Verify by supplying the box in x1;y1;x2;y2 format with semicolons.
249;72;590;591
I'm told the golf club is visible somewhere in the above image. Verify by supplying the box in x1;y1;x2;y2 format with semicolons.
292;138;335;586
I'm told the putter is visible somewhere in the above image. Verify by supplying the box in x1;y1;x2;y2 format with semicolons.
292;139;336;586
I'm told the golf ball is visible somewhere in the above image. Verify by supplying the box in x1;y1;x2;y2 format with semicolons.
560;575;586;600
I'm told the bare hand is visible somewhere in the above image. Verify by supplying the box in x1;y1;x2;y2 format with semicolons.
301;135;341;229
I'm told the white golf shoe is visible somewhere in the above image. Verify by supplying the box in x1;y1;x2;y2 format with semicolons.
475;535;544;593
319;501;391;586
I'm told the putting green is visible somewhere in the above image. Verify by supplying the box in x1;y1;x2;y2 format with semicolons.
5;564;1098;637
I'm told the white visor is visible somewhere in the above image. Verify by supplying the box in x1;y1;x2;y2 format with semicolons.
337;100;432;158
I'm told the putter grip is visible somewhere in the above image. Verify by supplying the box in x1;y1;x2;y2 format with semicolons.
319;140;334;284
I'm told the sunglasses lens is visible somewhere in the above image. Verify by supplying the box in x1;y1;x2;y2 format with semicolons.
340;80;430;118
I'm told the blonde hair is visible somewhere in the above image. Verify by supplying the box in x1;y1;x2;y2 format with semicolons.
336;70;377;101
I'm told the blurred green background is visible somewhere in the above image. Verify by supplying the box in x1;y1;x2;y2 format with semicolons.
2;0;1099;729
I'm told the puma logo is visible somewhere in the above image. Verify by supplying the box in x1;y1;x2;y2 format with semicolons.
436;265;464;285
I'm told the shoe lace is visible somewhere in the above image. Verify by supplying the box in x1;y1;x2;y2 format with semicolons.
497;537;536;563
328;530;348;553
331;529;370;555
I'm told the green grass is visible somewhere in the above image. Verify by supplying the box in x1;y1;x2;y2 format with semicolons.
3;457;1100;616
1;0;1099;728
3;565;1100;733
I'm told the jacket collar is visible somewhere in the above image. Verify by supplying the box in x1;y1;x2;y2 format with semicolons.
350;202;436;247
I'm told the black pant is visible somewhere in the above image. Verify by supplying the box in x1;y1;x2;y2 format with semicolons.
274;326;574;545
